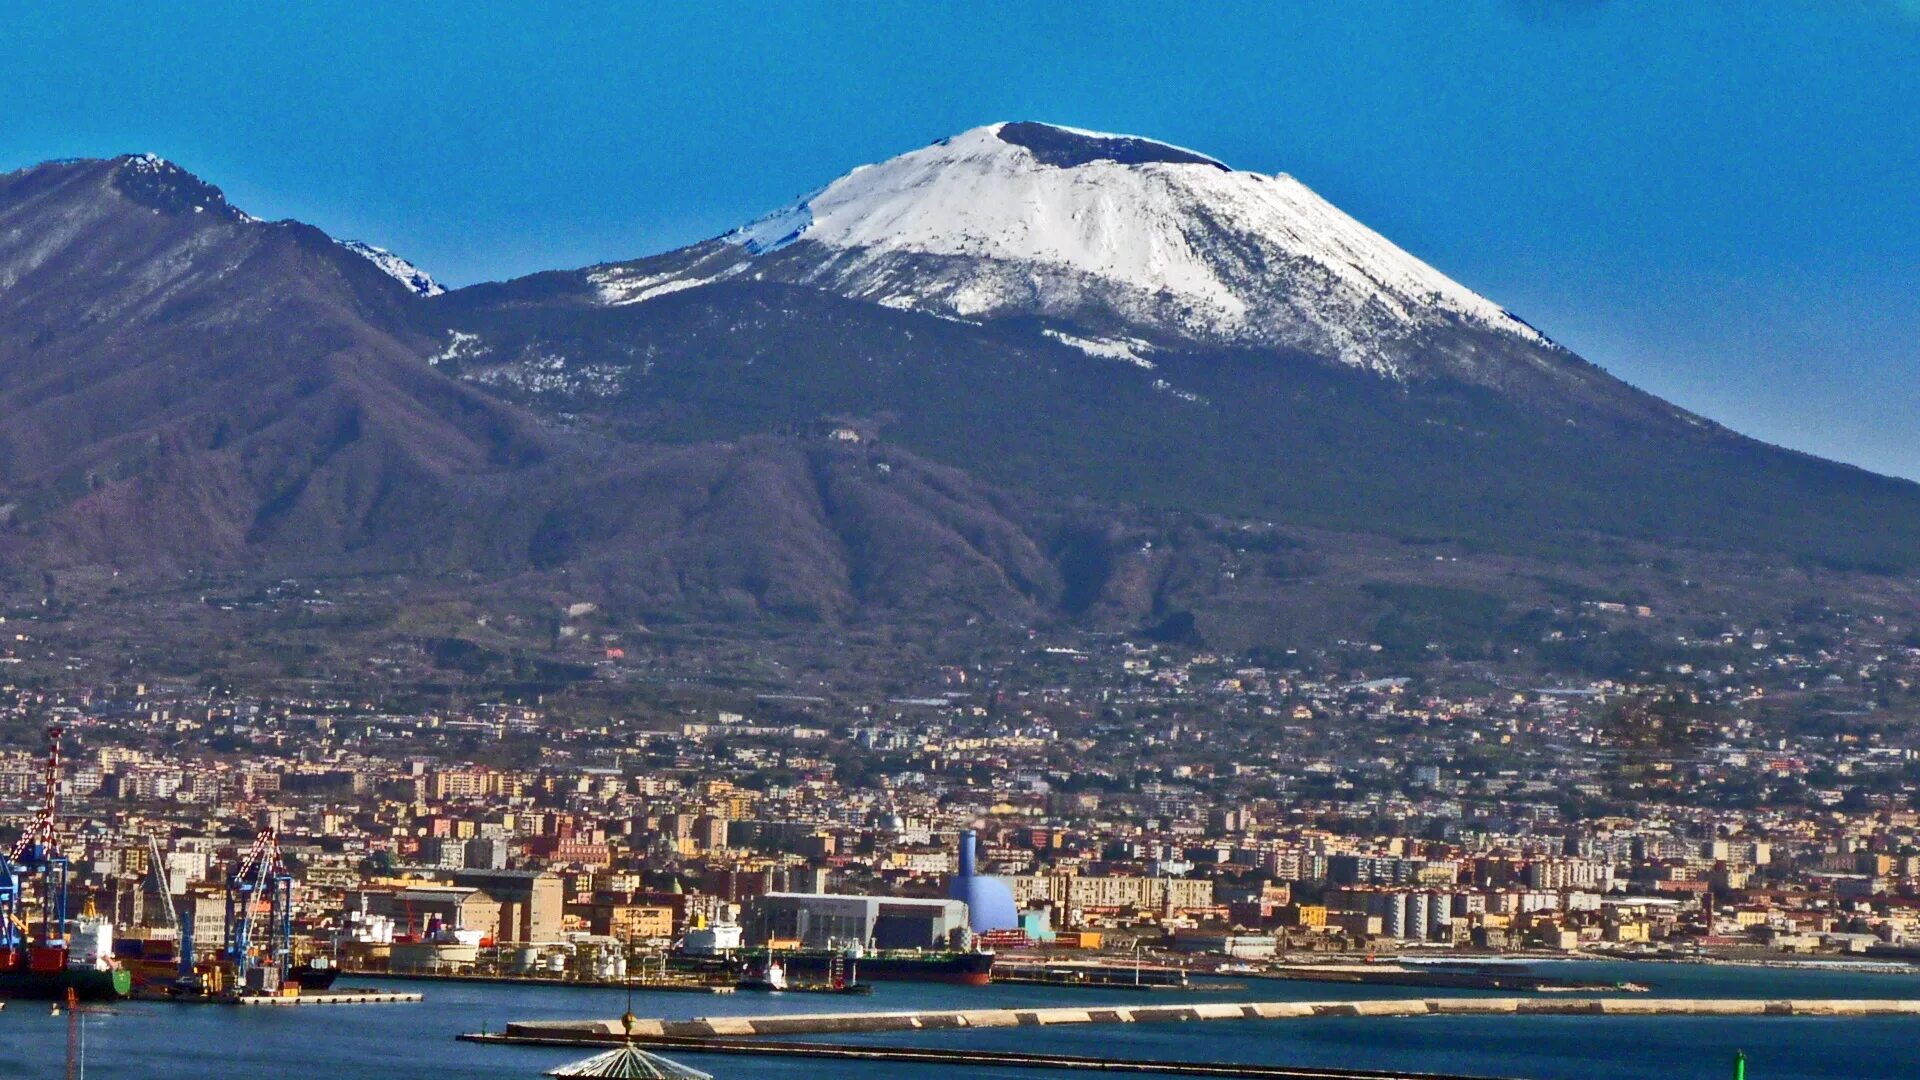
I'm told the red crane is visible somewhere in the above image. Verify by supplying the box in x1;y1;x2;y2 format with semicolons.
5;726;71;956
12;724;63;863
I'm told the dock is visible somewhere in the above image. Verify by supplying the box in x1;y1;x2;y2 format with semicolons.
993;974;1242;993
355;969;734;993
1244;965;1634;993
230;989;422;1006
485;996;1920;1042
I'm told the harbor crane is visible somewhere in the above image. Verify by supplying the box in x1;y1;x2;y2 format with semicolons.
145;832;196;980
223;827;293;989
0;727;70;962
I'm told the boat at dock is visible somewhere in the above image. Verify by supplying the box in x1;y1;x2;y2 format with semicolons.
745;947;992;986
0;956;133;1001
0;910;132;1001
389;918;486;976
286;956;339;991
735;949;875;993
674;918;994;985
735;956;789;992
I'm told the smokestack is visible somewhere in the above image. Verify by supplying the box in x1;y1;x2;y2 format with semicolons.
959;829;978;878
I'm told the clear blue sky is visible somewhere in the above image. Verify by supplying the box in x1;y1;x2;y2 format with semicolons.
4;2;1917;480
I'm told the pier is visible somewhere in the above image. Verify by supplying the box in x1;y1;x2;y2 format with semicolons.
483;996;1920;1042
230;989;422;1006
357;969;735;993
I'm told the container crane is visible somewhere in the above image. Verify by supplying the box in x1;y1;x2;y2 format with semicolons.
223;827;293;992
1;727;70;964
0;727;127;1000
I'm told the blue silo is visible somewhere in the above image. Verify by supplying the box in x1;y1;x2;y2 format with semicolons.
948;829;1018;933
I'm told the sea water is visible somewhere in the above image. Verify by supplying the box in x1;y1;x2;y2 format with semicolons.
0;960;1913;1079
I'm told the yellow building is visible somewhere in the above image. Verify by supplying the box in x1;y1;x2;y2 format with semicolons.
1284;903;1328;929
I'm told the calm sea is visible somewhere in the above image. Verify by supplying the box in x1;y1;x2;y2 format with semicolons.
1;960;1913;1079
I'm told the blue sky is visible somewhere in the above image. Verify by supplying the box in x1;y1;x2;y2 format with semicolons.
3;2;1917;479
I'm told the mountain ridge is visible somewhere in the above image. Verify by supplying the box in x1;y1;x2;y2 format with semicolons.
1;131;1916;664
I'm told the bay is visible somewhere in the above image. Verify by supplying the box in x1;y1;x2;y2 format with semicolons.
2;960;1914;1079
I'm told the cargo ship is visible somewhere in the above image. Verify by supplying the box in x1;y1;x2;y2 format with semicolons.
0;954;132;1000
0;912;132;1001
675;919;994;985
287;956;340;990
762;947;994;986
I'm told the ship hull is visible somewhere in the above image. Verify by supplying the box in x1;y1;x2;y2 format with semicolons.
777;950;994;986
0;965;132;1001
287;962;339;991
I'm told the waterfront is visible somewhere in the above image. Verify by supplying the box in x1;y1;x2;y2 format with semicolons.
1;961;1916;1079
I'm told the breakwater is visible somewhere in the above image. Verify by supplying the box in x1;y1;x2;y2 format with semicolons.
491;996;1920;1042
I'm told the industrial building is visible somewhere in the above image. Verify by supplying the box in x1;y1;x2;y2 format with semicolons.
359;884;499;940
746;892;971;950
450;868;565;943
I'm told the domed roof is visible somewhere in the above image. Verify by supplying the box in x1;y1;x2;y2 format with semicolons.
950;873;1018;934
947;828;1018;933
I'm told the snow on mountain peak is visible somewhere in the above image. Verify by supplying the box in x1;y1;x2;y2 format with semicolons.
110;152;242;220
701;122;1544;373
338;240;444;297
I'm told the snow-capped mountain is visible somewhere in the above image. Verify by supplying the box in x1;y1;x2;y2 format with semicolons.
5;145;1920;651
338;239;444;297
587;122;1546;379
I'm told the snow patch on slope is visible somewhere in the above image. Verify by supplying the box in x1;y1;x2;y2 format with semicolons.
428;330;483;367
589;263;745;305
726;198;816;255
1042;329;1156;369
338;240;444;297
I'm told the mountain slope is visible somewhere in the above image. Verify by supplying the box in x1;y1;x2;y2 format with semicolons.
527;435;1061;622
0;155;1066;627
433;123;1920;574
338;240;444;297
0;154;567;570
429;277;1920;573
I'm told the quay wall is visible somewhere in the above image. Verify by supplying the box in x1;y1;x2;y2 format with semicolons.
505;997;1920;1041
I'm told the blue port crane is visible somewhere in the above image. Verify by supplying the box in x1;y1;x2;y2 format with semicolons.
0;858;20;957
0;727;70;960
223;827;293;986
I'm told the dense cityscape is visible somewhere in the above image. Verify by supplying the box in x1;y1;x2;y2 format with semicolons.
6;586;1920;990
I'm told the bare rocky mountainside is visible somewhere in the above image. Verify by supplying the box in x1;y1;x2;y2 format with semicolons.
0;154;1055;627
2;128;1918;675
